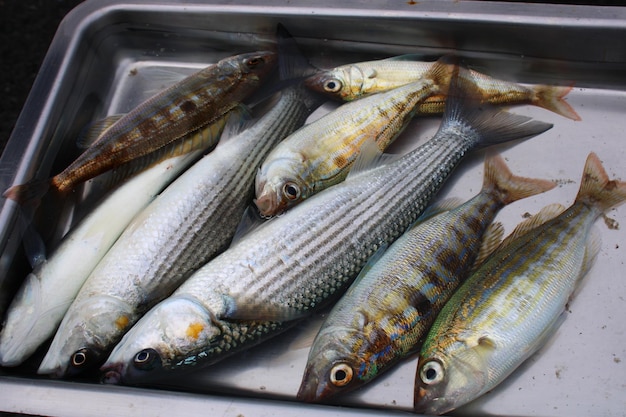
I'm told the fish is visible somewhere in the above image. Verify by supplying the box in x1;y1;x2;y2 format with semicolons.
254;58;454;217
413;152;626;415
0;118;227;367
296;154;555;403
36;29;325;378
98;66;553;385
4;50;277;204
304;54;580;121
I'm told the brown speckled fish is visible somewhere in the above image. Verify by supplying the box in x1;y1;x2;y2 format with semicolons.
4;51;277;203
305;54;580;121
297;154;555;403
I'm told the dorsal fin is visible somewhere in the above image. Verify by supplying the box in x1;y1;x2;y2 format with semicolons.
76;115;125;149
498;204;567;250
469;221;505;274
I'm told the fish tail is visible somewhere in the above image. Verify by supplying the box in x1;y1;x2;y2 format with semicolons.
276;24;319;81
575;152;626;212
483;154;556;205
531;84;581;121
442;66;554;149
424;56;456;95
3;178;51;207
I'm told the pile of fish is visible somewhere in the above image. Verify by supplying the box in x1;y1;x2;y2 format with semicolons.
0;24;623;416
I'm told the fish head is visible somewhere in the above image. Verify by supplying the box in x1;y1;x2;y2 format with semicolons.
235;50;277;80
304;66;364;101
297;326;367;403
100;296;220;385
254;155;310;217
414;337;493;415
37;295;136;378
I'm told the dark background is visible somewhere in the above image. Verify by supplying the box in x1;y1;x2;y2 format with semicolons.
0;0;84;155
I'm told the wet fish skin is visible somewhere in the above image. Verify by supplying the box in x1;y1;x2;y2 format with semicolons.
296;154;555;403
0;118;227;368
98;68;553;384
36;79;326;378
304;55;580;121
414;152;626;415
4;51;277;202
254;60;453;217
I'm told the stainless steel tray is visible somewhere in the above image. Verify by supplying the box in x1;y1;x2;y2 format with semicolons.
1;1;625;416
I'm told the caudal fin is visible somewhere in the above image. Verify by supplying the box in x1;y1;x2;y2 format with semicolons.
576;152;626;212
441;66;554;149
3;178;51;207
483;154;556;205
532;84;581;121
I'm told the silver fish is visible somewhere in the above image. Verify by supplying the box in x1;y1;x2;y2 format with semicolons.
297;154;555;403
37;77;324;378
0;119;227;367
98;68;553;385
414;152;626;415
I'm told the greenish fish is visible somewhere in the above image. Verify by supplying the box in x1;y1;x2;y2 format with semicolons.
297;154;555;402
414;152;626;415
98;67;553;385
304;54;580;121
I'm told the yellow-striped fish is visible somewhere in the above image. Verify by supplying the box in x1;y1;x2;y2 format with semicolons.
414;152;626;415
305;55;580;121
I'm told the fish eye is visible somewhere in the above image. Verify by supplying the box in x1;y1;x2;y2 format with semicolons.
245;57;264;68
133;348;160;371
282;182;301;200
71;348;89;367
323;78;343;93
420;360;444;385
330;363;353;387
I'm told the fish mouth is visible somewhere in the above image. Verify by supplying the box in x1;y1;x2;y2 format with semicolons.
296;367;321;403
101;366;123;385
254;192;279;218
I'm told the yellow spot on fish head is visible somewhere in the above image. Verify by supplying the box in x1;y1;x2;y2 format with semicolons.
115;315;130;330
186;322;205;340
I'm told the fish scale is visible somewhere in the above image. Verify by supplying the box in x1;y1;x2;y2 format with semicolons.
99;70;554;384
235;135;471;313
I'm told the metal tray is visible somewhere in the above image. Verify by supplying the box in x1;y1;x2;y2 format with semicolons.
1;1;625;416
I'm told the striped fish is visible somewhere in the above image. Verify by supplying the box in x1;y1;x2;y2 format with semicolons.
414;152;626;415
36;34;321;379
297;154;555;402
